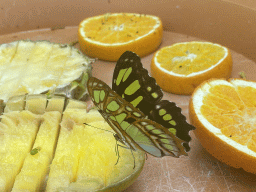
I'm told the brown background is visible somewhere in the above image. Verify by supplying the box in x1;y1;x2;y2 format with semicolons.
0;0;256;191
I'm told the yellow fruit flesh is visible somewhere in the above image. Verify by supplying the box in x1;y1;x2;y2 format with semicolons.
0;94;144;191
0;111;41;191
12;111;62;192
47;108;144;192
156;42;227;75
82;13;159;44
201;84;256;152
0;40;91;102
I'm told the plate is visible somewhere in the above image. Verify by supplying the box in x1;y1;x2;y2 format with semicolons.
1;0;256;191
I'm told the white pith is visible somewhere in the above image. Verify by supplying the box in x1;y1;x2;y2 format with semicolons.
154;42;228;77
79;13;161;46
192;79;256;157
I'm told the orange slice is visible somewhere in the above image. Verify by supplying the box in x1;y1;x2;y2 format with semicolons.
189;78;256;174
78;13;163;61
151;41;233;95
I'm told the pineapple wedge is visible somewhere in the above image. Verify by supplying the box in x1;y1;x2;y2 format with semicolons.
0;40;92;102
0;111;41;191
0;94;145;192
12;111;61;192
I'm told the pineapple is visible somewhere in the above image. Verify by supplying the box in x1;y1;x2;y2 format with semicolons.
0;94;145;192
46;105;145;192
0;40;92;102
11;96;63;192
0;111;41;191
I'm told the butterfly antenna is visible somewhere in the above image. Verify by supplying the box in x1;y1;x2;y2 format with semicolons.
83;122;114;134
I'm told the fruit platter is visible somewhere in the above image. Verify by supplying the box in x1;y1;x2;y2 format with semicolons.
0;0;256;191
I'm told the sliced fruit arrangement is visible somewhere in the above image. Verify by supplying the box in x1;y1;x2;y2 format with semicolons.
0;94;145;192
189;78;256;174
78;13;163;61
0;40;92;102
151;41;233;95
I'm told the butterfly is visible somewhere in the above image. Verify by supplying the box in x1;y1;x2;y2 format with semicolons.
87;77;187;157
112;51;195;151
87;51;195;157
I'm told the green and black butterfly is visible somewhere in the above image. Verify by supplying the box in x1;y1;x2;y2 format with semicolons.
112;51;195;151
87;51;195;157
87;77;187;157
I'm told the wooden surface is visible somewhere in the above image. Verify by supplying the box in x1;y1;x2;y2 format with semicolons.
1;27;255;191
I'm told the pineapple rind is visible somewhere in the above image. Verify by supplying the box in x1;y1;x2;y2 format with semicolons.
4;95;26;113
65;99;87;109
25;94;47;114
45;96;65;113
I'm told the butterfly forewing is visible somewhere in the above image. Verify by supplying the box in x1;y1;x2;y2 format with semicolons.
88;77;187;157
112;51;195;152
87;77;135;150
112;51;163;115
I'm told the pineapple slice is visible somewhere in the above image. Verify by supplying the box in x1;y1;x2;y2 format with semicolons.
12;111;62;192
0;111;41;191
0;40;92;102
46;107;145;192
0;94;145;192
0;95;64;192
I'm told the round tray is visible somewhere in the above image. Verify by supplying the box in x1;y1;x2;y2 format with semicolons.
1;1;256;191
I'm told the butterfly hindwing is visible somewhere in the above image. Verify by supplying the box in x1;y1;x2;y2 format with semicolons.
149;100;195;151
112;51;195;151
131;119;187;157
88;77;187;157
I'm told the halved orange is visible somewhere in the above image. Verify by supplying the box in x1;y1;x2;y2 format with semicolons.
78;13;163;61
189;78;256;174
151;41;233;95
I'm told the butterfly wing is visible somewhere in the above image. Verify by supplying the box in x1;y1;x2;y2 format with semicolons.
112;51;195;151
149;100;195;151
88;77;187;157
112;51;163;115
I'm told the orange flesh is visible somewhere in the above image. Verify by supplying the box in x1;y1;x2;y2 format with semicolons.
201;84;256;151
156;43;226;75
82;14;158;44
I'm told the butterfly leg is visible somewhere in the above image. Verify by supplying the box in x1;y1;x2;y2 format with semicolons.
114;137;136;169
